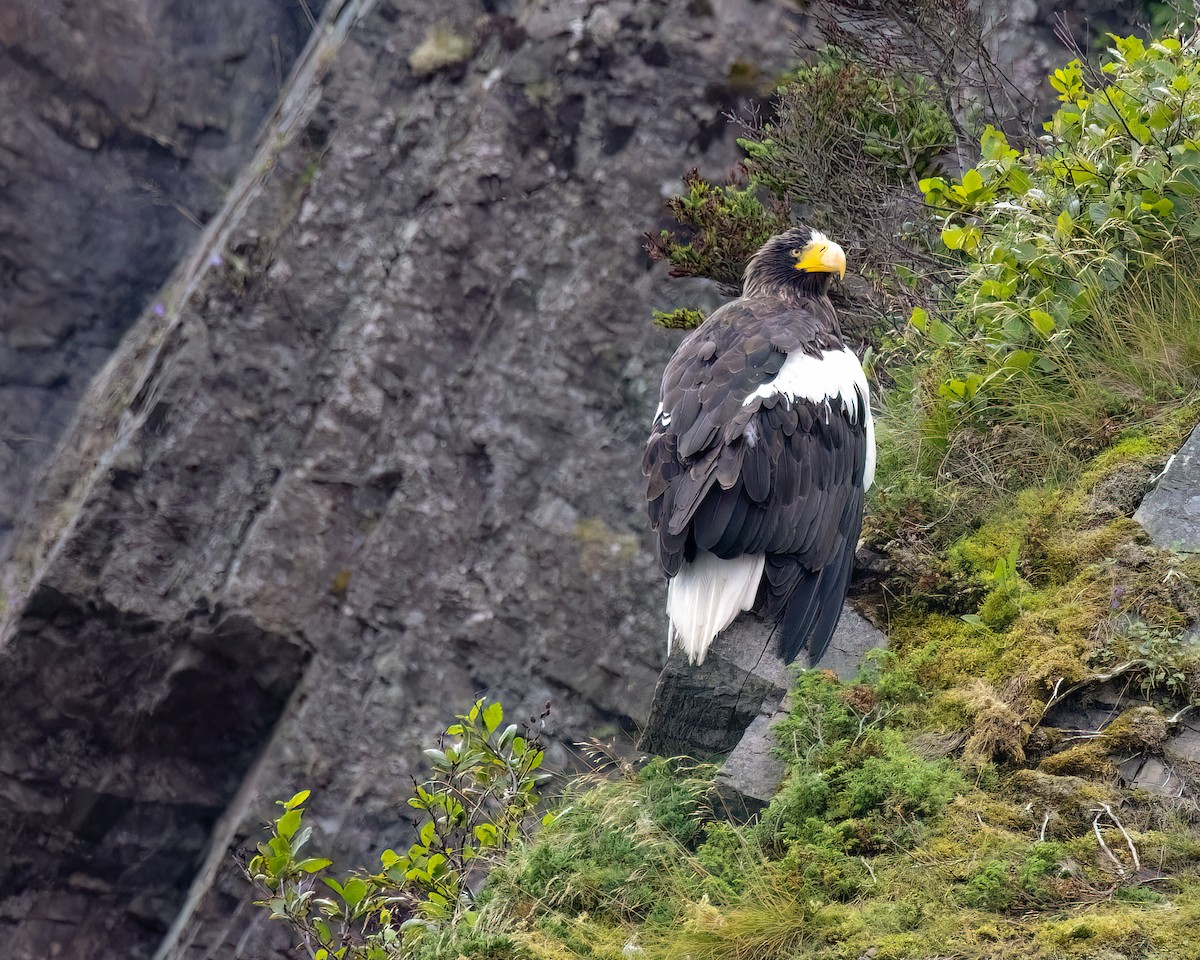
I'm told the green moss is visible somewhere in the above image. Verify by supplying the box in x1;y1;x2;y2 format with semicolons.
1005;770;1122;832
1040;705;1170;781
516;916;633;959
1036;910;1152;956
989;614;1093;691
571;518;640;576
693;821;755;898
408;928;531;960
408;22;474;77
888;613;1006;688
1017;840;1068;896
977;585;1021;629
963;859;1015;911
1037;738;1119;780
1040;519;1139;582
1080;415;1195;488
836;746;963;822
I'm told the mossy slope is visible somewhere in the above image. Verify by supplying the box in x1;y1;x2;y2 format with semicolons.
425;403;1200;960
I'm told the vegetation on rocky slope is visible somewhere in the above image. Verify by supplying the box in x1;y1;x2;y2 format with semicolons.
250;19;1200;960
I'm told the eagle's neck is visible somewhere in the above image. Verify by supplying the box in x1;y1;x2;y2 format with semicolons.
743;259;835;303
743;267;841;335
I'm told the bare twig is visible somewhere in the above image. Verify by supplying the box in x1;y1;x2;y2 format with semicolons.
1168;704;1195;724
1042;660;1155;714
1093;812;1126;876
1092;803;1141;878
1102;802;1142;875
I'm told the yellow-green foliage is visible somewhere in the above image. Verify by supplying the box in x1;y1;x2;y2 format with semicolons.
487;758;712;925
879;250;1200;518
912;29;1200;432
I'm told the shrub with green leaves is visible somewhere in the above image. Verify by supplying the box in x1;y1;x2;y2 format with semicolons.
916;31;1200;415
645;49;957;331
245;699;547;959
745;50;956;206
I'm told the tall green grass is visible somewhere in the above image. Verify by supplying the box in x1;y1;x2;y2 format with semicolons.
880;255;1200;502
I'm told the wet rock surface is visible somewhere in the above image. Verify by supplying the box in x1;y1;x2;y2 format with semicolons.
1135;423;1200;551
641;605;887;814
711;609;887;815
1045;681;1200;799
639;613;794;759
714;710;788;818
641;607;886;759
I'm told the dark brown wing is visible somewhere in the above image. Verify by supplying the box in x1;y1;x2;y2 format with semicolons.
643;295;869;664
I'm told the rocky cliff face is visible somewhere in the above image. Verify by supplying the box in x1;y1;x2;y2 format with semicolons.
0;0;1146;957
0;0;325;556
0;1;807;956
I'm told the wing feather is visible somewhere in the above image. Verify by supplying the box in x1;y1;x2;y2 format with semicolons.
693;484;742;551
742;436;771;503
711;495;753;555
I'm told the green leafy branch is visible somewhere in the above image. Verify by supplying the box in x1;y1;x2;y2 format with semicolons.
245;699;550;959
645;47;959;334
914;31;1200;416
644;167;789;293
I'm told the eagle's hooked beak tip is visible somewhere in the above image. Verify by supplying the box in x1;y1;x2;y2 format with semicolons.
795;238;847;280
829;243;847;281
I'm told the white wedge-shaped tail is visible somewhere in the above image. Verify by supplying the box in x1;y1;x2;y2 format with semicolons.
666;551;766;664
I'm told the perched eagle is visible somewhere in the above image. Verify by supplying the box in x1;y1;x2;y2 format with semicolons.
643;227;875;666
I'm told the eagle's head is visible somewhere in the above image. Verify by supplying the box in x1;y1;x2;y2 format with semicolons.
743;227;846;299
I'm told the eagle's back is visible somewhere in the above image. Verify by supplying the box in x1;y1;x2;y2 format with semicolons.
643;294;873;664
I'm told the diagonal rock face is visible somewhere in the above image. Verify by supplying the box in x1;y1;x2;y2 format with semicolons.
0;0;328;559
0;1;808;956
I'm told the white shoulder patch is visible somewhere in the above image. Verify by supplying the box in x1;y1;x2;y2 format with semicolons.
742;346;876;489
741;347;866;418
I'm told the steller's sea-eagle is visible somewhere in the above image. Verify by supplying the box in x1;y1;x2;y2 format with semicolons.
643;226;875;666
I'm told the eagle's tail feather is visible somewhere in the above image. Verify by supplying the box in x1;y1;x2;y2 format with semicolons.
807;537;856;664
775;563;821;664
776;560;848;666
776;487;865;665
666;552;765;665
775;540;856;665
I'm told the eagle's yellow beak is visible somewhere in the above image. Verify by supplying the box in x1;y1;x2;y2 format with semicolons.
794;239;846;280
